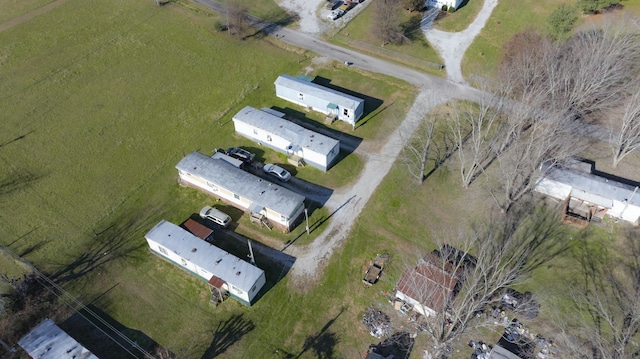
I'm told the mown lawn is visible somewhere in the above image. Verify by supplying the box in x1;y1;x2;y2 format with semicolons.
0;0;56;24
0;0;418;357
331;3;445;75
462;0;640;80
433;0;484;32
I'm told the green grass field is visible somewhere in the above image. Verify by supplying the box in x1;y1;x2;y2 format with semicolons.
462;0;640;80
0;0;56;24
0;0;419;357
3;0;640;357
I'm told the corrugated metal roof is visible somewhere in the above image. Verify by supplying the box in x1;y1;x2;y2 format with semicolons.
181;219;214;240
544;164;640;207
146;220;264;292
176;152;305;218
18;319;99;359
233;106;339;156
274;74;364;110
395;254;459;314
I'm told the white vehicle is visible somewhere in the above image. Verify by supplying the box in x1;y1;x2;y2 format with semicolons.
327;9;344;20
263;163;292;182
199;206;232;227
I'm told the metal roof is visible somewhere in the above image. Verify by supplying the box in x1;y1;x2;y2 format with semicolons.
233;106;339;156
176;152;305;218
275;74;364;110
18;318;99;359
543;164;640;207
146;220;264;292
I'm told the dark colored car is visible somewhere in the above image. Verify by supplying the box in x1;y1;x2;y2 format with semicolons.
225;147;255;163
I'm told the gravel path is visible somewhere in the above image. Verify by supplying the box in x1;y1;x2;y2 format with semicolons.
422;0;499;84
253;0;493;283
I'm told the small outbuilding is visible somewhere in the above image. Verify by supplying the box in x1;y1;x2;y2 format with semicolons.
232;106;340;171
274;74;365;126
181;218;214;242
176;152;305;232
535;161;640;225
18;318;99;359
394;252;461;317
145;220;266;306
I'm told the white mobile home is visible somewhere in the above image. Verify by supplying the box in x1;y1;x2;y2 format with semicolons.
274;74;365;126
232;106;340;171
535;163;640;225
176;152;305;232
146;220;266;306
427;0;463;10
18;319;99;359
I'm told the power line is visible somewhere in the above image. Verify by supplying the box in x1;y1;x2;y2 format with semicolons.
0;246;155;359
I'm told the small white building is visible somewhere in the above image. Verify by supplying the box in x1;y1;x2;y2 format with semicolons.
535;162;640;225
274;74;365;126
394;252;460;317
145;220;266;306
232;106;340;171
428;0;463;10
176;152;305;232
18;318;99;359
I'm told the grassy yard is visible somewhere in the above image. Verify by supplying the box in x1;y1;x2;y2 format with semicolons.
463;0;640;80
0;0;418;357
331;3;445;75
433;0;484;32
0;0;56;24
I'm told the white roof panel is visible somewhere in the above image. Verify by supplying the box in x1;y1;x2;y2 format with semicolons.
146;220;264;292
176;152;305;218
233;106;339;156
275;74;364;110
18;319;99;359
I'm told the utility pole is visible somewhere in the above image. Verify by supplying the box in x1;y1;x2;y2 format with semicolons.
305;208;310;235
247;240;256;266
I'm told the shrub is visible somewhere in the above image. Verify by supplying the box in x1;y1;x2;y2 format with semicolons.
448;5;455;12
442;4;448;11
547;4;578;39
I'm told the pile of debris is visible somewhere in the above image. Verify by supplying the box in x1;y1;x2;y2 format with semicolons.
363;306;392;338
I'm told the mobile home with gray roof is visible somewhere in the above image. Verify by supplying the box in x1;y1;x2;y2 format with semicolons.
145;220;266;306
232;106;340;171
176;152;305;232
274;74;365;125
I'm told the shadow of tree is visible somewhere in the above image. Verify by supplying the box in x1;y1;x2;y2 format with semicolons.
200;314;256;359
296;307;344;359
49;205;165;284
0;168;43;197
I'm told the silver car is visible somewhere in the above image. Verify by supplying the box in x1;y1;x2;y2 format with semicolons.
263;163;292;182
199;206;231;227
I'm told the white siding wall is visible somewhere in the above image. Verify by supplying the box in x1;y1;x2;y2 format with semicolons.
178;172;249;210
147;238;210;282
609;200;640;225
234;120;290;150
428;0;463;9
534;178;572;201
395;291;436;317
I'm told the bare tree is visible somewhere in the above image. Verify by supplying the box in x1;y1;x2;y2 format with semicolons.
551;228;640;359
447;96;505;189
226;0;249;39
400;203;568;358
548;19;640;122
611;88;640;168
401;117;436;184
372;0;403;46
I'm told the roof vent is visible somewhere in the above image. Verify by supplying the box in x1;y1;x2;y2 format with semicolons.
310;134;314;138
191;248;197;253
236;271;241;276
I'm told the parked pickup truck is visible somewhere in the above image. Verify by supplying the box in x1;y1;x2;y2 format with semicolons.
363;254;389;287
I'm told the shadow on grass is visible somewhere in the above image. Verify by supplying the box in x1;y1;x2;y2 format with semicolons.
282;195;356;251
200;314;255;359
49;206;165;284
312;76;384;120
0;168;43;197
60;304;167;359
295;306;344;359
270;106;364;155
183;214;296;303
